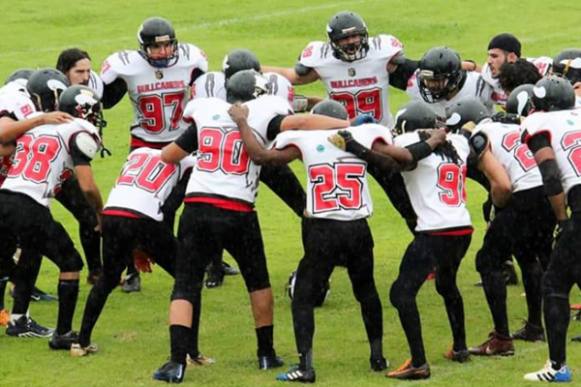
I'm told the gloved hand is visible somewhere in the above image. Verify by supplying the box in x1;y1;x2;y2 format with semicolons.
327;130;353;151
352;113;376;126
491;111;521;125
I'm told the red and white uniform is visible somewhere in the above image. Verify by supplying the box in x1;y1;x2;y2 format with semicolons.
275;124;391;221
575;95;581;108
183;94;291;206
481;56;553;107
473;119;542;193
299;35;403;127
193;71;294;107
1;118;100;207
406;70;494;117
395;132;472;232
100;43;208;145
103;148;194;221
0;80;29;98
88;70;104;99
522;109;581;195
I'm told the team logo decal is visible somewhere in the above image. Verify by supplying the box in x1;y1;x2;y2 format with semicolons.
348;68;356;77
155;70;164;79
316;144;325;152
212;114;221;120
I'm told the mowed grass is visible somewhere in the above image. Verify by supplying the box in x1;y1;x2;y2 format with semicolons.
0;0;580;385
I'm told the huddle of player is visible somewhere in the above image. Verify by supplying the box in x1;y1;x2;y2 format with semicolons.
0;11;580;384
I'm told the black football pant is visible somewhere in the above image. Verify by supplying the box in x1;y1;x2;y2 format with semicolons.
476;186;555;336
78;215;180;347
390;233;471;367
292;217;383;367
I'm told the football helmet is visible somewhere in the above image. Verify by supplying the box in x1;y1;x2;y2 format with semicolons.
393;100;438;135
506;84;535;116
59;85;106;131
287;271;330;308
532;76;575;112
310;99;348;120
326;11;369;62
225;69;268;103
137;17;178;68
4;68;34;86
26;68;70;112
223;49;261;80
552;49;581;85
417;47;466;103
446;98;490;132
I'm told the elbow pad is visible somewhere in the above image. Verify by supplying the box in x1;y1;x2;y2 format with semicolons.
469;132;489;159
294;62;313;77
538;159;563;196
406;141;432;163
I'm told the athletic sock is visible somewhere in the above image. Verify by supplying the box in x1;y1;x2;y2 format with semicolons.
256;325;274;357
56;279;79;334
170;325;190;364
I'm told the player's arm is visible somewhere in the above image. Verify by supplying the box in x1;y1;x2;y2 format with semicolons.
387;56;419;90
261;65;320;85
328;131;401;173
101;78;128;109
525;132;568;221
161;123;198;164
229;104;300;165
373;128;448;168
0;113;72;144
279;113;350;132
469;133;512;207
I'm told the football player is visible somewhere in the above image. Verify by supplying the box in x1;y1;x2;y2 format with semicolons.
552;49;581;107
447;98;555;358
0;84;103;350
100;16;208;292
497;59;542;95
522;76;578;383
152;70;350;383
56;48;104;98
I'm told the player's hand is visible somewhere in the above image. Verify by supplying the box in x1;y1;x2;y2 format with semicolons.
228;103;249;124
41;111;73;125
352;113;376;126
491;111;521;125
327;130;353;151
429;127;448;145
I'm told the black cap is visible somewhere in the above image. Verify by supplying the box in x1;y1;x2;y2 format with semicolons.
488;33;521;57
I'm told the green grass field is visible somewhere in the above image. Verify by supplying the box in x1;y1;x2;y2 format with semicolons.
0;0;580;385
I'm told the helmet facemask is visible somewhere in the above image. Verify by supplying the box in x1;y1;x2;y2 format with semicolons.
329;30;369;62
418;69;463;103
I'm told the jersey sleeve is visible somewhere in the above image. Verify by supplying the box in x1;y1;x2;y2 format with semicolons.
273;130;301;151
521;113;552;144
298;41;328;68
182;98;208;124
263;72;294;104
192;72;225;99
1;93;37;121
393;132;420;148
184;43;209;73
179;155;196;178
88;70;104;99
353;123;393;148
248;95;292;141
100;52;125;85
374;34;404;62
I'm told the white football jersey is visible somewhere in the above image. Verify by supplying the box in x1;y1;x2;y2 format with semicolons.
193;71;294;107
473;119;542;193
575;95;581;108
299;35;403;127
275;124;391;221
2;118;100;207
183;94;291;205
406;70;494;117
395;132;472;232
100;43;208;144
0;80;29;98
88;70;104;99
480;56;553;107
104;148;194;221
522;109;581;195
0;89;36;121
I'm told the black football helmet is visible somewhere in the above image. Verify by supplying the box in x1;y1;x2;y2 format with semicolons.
418;47;466;103
326;11;369;62
393;100;438;135
27;68;70;112
310;99;348;120
506;84;535;116
4;68;34;86
137;17;178;68
225;69;268;103
59;85;106;131
552;49;581;85
223;49;261;80
532;76;575;112
446;98;490;132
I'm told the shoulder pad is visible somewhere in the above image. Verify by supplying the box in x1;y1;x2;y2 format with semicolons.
178;43;209;71
74;131;100;160
192;71;225;100
299;41;332;67
368;34;403;60
294;62;313;77
469;131;489;158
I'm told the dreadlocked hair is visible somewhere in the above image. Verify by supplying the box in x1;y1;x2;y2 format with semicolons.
418;130;461;165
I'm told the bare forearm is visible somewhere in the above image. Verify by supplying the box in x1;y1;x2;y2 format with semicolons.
0;116;43;143
236;119;272;165
548;192;568;221
281;114;349;131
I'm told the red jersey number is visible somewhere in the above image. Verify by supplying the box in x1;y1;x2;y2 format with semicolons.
501;131;536;171
117;153;176;193
437;163;467;206
138;91;185;133
197;127;250;175
330;88;382;121
562;130;581;176
8;134;61;183
309;162;366;213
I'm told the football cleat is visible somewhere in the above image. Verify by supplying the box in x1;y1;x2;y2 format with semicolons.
6;316;53;338
153;361;185;383
511;321;545;342
222;262;239;276
205;263;224;289
70;343;99;357
258;354;284;370
386;359;430;380
186;353;215;367
443;347;471;363
469;331;514;356
0;308;10;327
276;366;316;383
370;356;389;371
524;361;572;382
572;336;581;342
30;287;58;302
49;330;79;350
121;273;141;293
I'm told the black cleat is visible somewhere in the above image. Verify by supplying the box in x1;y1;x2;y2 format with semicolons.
370;357;389;371
205;263;224;289
6;316;53;338
258;354;284;370
31;287;58;302
153;361;185;383
122;273;141;293
511;321;545;342
572;335;581;342
49;330;79;350
276;366;316;383
222;262;239;276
